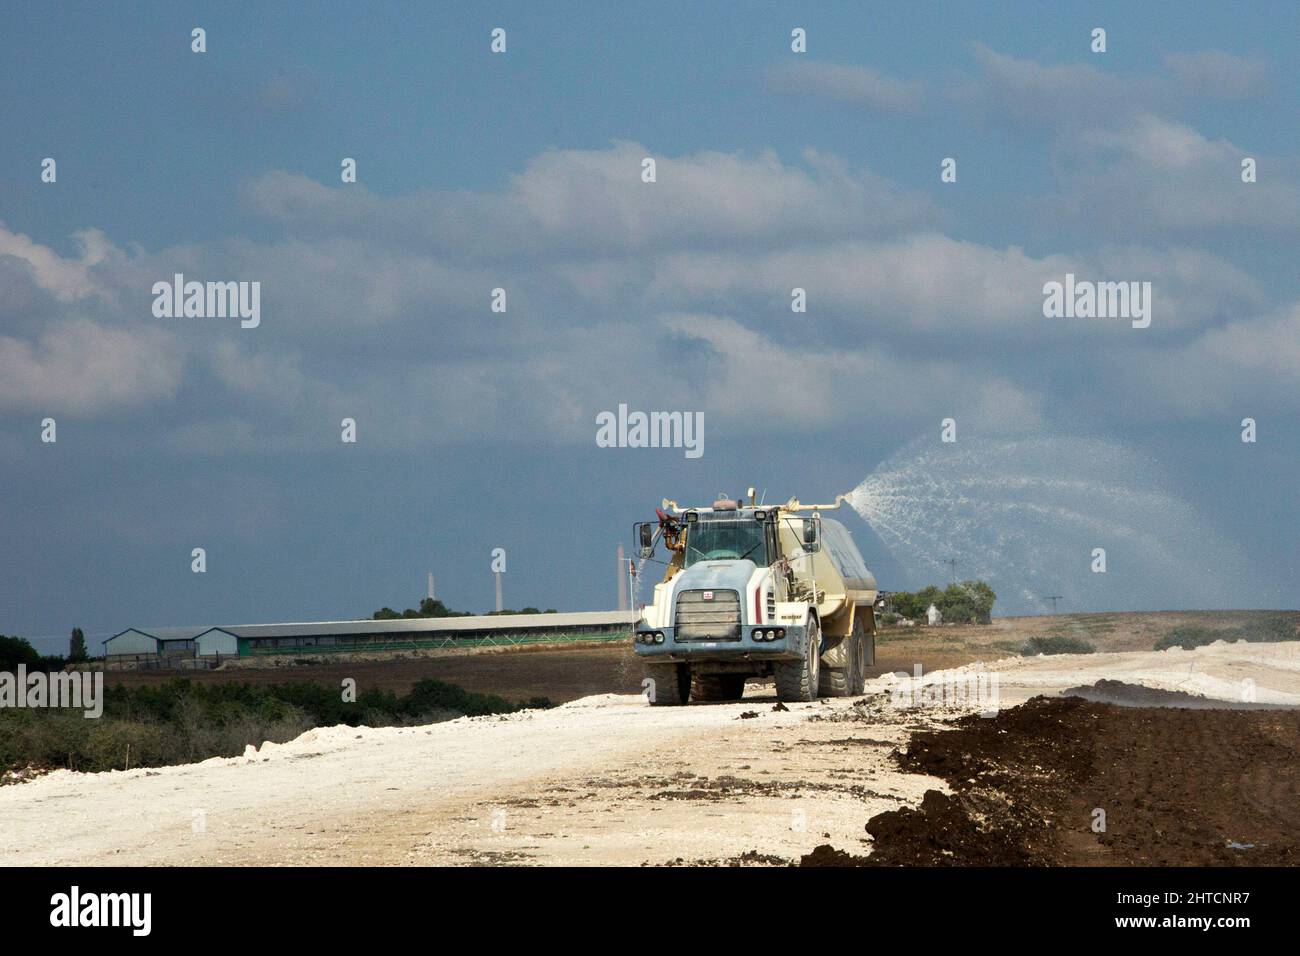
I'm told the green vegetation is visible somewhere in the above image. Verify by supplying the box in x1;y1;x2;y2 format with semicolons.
372;597;559;620
1021;635;1096;656
1046;614;1118;636
372;597;472;620
69;628;87;662
0;678;553;775
0;634;67;672
889;581;997;624
1154;614;1298;651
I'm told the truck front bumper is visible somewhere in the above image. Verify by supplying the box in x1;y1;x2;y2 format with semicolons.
633;624;809;663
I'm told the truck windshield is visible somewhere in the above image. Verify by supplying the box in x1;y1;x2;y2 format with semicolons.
684;518;767;567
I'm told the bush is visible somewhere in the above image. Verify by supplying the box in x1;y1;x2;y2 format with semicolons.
1020;635;1096;656
1;677;555;775
889;581;996;624
1153;626;1219;651
402;679;516;718
1155;615;1298;651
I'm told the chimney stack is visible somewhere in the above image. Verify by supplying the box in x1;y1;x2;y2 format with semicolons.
617;543;628;611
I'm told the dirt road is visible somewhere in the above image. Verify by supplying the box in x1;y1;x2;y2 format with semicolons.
0;686;953;866
6;640;1299;867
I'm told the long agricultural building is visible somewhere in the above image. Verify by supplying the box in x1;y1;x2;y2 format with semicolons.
102;610;638;664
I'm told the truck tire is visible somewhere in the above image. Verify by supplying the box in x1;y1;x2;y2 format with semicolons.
819;617;869;697
775;618;820;703
644;662;690;706
816;639;857;697
818;636;855;697
691;673;746;702
851;615;870;693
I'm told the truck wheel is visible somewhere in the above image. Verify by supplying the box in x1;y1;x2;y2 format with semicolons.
690;673;746;702
775;618;820;703
818;634;859;697
818;638;848;697
820;617;871;697
644;663;690;706
851;615;870;693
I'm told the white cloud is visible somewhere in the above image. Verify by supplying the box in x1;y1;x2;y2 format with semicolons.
0;226;115;302
658;312;1044;433
0;319;183;414
241;143;940;258
1051;114;1300;233
768;61;923;111
957;45;1270;127
1162;51;1268;99
0;137;1284;446
1111;301;1300;418
639;234;1262;336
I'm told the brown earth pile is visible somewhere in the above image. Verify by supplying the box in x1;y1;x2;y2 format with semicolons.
803;688;1300;866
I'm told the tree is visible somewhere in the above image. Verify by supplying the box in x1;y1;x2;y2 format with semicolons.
966;580;996;620
70;627;87;661
0;634;41;670
0;634;65;671
372;598;471;620
417;598;462;618
940;584;977;623
915;585;942;615
887;580;996;623
890;591;921;619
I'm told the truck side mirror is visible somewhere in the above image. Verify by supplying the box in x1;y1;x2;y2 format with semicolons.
638;523;654;557
802;518;819;550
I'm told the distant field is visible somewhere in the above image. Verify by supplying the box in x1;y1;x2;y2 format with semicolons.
105;644;648;703
103;610;1300;704
877;609;1300;662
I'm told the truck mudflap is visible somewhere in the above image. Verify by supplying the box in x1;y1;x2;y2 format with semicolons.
634;624;810;662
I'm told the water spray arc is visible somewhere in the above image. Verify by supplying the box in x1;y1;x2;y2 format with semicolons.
846;435;1253;616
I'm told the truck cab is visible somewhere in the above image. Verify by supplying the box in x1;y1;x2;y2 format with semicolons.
634;494;877;705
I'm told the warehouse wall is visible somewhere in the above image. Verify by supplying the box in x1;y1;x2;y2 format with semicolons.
196;629;238;656
103;629;160;656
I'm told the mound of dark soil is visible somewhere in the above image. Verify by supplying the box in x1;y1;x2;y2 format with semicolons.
803;694;1300;866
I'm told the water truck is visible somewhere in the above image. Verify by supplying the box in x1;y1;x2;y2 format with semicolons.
633;491;877;705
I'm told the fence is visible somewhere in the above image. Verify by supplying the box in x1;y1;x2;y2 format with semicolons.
240;628;632;657
101;628;634;667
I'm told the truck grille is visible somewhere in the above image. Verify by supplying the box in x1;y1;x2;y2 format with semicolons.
674;589;741;641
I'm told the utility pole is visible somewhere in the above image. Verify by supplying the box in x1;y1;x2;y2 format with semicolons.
616;543;628;611
945;558;958;584
1045;595;1062;615
495;571;503;613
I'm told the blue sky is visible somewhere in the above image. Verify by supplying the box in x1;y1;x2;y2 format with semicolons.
3;2;1298;653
